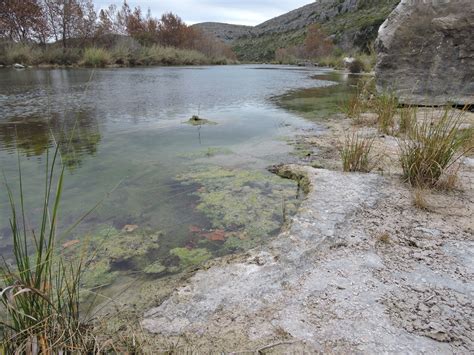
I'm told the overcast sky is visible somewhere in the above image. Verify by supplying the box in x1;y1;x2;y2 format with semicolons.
94;0;313;26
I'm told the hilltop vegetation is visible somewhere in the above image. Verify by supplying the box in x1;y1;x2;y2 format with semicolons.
196;0;400;62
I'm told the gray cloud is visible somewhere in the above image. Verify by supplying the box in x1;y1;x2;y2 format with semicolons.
94;0;312;26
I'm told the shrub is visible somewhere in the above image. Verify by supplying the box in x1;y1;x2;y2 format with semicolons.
82;47;111;67
111;37;141;65
348;58;364;74
138;45;208;66
373;92;398;134
340;132;374;172
398;107;472;188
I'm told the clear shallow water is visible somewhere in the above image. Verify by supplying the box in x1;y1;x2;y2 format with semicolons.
0;65;337;286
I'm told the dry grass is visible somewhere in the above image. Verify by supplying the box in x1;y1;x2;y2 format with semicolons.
339;80;373;124
377;232;391;244
373;92;398;135
412;188;430;210
398;106;417;136
340;132;374;172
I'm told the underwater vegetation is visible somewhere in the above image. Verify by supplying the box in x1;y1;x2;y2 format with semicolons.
71;226;162;288
177;166;300;253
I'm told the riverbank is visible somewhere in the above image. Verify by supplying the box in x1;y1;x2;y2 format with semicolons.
138;101;473;352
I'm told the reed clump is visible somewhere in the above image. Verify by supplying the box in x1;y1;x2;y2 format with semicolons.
0;148;89;353
340;132;374;172
398;107;472;188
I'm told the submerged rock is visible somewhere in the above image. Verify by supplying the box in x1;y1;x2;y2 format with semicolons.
375;0;474;106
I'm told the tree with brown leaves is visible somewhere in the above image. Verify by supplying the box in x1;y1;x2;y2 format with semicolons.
0;0;49;43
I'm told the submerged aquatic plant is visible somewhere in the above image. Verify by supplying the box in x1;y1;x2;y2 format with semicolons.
177;166;300;253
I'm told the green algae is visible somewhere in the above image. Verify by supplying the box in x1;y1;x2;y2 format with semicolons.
170;247;212;268
177;166;300;252
78;226;163;288
143;260;167;274
81;259;118;289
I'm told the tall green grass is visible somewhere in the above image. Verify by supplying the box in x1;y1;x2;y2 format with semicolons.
0;146;88;352
398;107;472;188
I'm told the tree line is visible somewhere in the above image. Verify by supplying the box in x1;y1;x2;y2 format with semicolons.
0;0;235;59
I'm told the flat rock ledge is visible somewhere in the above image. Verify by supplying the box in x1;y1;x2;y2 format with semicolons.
142;166;469;353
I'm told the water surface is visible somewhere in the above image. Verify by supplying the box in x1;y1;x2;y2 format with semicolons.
0;65;341;287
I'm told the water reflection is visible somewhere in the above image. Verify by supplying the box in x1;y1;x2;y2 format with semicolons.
0;109;101;170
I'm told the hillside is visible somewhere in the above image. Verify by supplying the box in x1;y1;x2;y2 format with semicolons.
193;22;252;43
194;0;400;62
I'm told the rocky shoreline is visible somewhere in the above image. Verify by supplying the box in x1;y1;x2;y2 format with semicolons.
139;109;474;353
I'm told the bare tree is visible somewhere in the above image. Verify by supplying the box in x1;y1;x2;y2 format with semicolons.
42;0;85;48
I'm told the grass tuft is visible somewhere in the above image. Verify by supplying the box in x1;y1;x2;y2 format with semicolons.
412;188;429;210
373;92;398;135
398;106;417;136
340;80;373;123
340;132;374;172
398;107;472;188
0;145;90;352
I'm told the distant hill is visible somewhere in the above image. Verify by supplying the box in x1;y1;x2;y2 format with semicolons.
193;22;252;43
194;0;400;62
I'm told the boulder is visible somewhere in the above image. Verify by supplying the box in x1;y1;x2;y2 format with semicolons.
375;0;474;106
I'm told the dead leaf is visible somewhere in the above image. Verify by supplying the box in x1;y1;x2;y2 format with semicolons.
62;239;80;249
122;224;138;233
